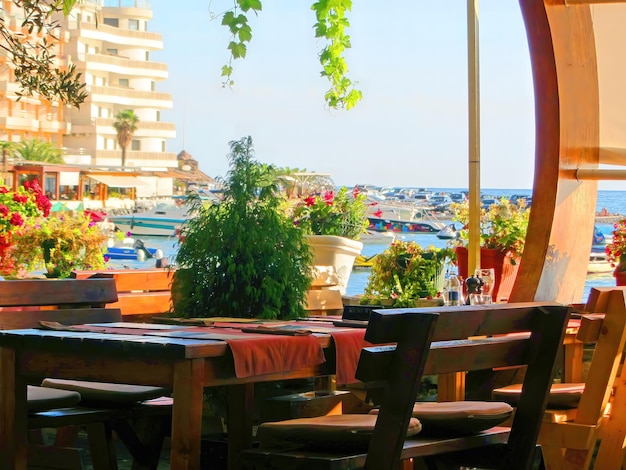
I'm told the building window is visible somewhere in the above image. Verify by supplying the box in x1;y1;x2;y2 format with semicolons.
131;140;141;151
145;51;150;61
161;141;166;152
156;111;160;121
151;81;156;91
106;48;118;55
128;19;139;31
103;18;119;27
119;78;129;87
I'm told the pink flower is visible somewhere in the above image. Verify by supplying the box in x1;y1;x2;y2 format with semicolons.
304;195;316;207
322;191;334;206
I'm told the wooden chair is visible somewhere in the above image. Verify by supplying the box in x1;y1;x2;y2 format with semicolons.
492;287;626;470
0;278;170;470
71;268;174;322
242;302;571;470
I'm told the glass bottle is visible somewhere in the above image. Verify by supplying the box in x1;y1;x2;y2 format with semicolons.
444;274;462;306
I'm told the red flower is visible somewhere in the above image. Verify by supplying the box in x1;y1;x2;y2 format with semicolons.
323;191;334;206
0;187;8;194
373;209;383;218
304;195;316;207
9;213;23;227
352;187;360;198
0;205;8;217
12;193;28;204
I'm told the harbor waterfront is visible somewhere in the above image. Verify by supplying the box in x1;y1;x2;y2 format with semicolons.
108;188;626;304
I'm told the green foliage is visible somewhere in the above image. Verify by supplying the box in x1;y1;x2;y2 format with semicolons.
450;198;530;261
0;0;87;107
15;138;64;163
215;0;361;109
290;186;369;240
361;241;452;307
172;136;313;320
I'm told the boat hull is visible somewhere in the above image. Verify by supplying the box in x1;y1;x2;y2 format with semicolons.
105;246;161;261
109;216;185;237
368;217;444;233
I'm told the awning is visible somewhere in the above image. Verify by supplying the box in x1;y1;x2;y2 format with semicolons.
86;175;150;188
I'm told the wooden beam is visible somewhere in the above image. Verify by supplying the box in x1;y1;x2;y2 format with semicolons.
575;168;626;180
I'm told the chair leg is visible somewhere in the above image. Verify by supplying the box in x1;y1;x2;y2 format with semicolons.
87;422;118;470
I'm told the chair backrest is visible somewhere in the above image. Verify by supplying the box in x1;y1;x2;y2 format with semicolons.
0;278;122;329
71;269;173;321
538;287;626;468
356;302;570;470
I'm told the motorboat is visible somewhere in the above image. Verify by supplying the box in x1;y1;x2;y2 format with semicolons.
109;203;190;237
588;250;613;274
360;230;396;246
436;223;459;240
104;238;164;261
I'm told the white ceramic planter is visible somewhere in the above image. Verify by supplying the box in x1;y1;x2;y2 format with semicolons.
306;235;363;295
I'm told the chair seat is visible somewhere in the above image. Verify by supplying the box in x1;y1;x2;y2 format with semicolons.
492;383;585;409
257;414;422;450
401;401;513;436
41;379;170;406
27;385;81;412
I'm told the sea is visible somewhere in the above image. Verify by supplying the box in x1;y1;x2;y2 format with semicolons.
111;188;626;304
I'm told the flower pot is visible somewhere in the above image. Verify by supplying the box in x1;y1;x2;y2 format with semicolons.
614;268;626;286
306;235;363;295
455;246;520;302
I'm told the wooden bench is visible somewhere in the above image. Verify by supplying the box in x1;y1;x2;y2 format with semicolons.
0;278;169;469
71;268;174;321
242;302;571;469
491;287;626;470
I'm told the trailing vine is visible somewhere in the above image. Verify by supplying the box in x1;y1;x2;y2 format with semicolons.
213;0;362;110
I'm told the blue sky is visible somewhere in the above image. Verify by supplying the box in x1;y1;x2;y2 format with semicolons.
151;1;539;190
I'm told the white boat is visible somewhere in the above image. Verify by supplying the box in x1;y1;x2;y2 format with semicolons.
109;203;190;237
588;251;613;274
360;230;396;246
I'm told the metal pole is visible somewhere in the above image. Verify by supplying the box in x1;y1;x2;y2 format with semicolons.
467;0;481;276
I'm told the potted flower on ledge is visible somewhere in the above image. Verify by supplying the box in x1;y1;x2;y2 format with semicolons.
290;186;369;294
360;241;452;307
605;218;626;286
450;197;530;302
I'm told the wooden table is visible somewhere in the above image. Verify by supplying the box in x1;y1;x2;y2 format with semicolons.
0;322;344;470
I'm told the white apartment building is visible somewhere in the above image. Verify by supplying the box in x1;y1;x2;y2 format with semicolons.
59;0;177;170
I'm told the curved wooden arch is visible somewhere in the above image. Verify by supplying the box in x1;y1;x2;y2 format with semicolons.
509;0;600;303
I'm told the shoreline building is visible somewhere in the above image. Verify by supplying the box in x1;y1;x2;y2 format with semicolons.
58;0;177;173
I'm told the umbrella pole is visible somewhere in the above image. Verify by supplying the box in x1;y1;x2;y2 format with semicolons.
467;0;481;276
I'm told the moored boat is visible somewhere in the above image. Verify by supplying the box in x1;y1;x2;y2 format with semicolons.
109;203;189;237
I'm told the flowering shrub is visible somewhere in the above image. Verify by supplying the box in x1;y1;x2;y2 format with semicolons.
605;219;626;272
0;180;51;273
361;241;452;307
450;198;530;261
7;212;108;278
290;186;369;239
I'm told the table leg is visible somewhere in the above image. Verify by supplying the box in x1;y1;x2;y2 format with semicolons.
0;347;27;469
171;359;204;470
227;383;254;470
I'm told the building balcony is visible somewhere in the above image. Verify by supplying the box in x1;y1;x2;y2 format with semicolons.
102;1;153;20
87;85;173;108
66;22;163;49
76;53;168;80
40;120;71;134
0;116;39;132
70;118;175;139
94;149;177;166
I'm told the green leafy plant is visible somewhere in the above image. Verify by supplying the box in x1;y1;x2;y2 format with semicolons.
7;211;108;278
172;136;313;320
605;219;626;272
450;198;530;262
289;186;369;240
361;241;452;307
215;0;361;109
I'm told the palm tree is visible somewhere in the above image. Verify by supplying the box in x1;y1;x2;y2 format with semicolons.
15;139;64;163
113;110;139;167
0;141;17;185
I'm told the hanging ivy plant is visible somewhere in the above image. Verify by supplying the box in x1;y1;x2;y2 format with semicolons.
214;0;362;110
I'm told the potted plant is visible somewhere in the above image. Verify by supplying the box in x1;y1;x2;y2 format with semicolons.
450;197;530;301
360;241;451;307
604;218;626;286
290;186;369;294
172;136;313;320
7;211;108;278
